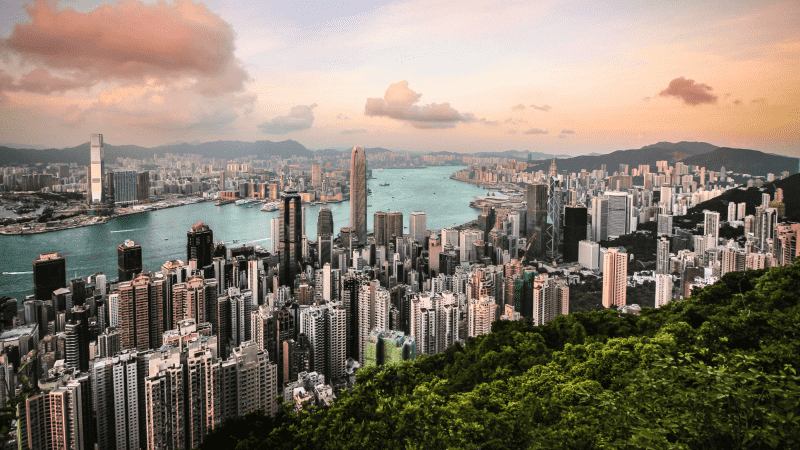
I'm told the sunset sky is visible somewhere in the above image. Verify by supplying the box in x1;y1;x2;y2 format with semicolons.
0;0;798;155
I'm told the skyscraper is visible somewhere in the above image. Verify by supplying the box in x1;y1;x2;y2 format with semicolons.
563;206;587;263
409;211;427;246
311;163;322;188
387;211;403;243
89;134;104;204
187;222;213;268
374;211;388;247
606;192;632;239
525;184;547;259
655;274;673;308
279;189;303;289
270;217;280;253
349;146;367;245
656;237;670;275
33;252;66;300
113;170;138;205
703;210;720;249
546;159;562;258
602;247;627;308
590;196;609;242
317;205;334;237
117;240;142;282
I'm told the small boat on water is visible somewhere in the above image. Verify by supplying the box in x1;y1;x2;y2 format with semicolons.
379;183;389;187
232;239;239;243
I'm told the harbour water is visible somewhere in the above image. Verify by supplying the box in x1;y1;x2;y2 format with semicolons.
0;166;487;301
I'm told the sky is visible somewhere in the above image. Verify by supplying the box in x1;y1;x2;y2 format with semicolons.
0;0;798;155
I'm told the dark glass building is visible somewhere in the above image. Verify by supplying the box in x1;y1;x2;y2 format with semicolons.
33;253;66;300
187;222;213;268
563;206;588;263
279;189;303;289
117;240;143;282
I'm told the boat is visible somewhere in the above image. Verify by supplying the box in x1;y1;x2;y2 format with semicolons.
379;183;389;187
164;238;168;240
232;239;239;243
235;199;251;206
261;201;279;212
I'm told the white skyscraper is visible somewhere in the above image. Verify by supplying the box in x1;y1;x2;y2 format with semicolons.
459;229;481;263
591;196;609;242
704;210;720;249
578;240;600;270
270;217;280;253
409;211;427;245
89;134;104;204
606;192;632;239
728;202;737;222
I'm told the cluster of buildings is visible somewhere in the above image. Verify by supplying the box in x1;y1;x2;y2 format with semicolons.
0;137;797;449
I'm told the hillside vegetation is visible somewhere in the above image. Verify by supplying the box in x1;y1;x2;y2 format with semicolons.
199;262;800;449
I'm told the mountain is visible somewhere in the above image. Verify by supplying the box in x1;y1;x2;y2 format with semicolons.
680;147;799;177
640;141;718;155
684;172;800;223
474;150;571;160
526;146;693;174
198;263;800;449
0;140;313;165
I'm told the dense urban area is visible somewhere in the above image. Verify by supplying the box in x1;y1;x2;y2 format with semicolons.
0;136;798;449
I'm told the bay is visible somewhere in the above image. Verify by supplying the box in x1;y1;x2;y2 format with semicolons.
0;166;487;301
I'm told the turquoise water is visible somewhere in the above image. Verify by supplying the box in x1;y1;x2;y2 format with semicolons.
0;166;487;301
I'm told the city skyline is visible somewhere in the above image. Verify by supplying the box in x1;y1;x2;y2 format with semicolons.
0;0;797;155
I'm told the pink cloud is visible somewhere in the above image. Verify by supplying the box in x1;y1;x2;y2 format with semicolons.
510;104;525;111
524;128;548;135
1;0;249;96
364;80;477;129
530;104;551;112
658;77;718;105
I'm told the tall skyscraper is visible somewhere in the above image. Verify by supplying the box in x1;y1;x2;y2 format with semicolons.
113;170;139;205
270;217;280;253
117;240;143;282
655;274;673;308
563;206;587;263
279;189;303;289
374;211;388;247
546;159;562;258
137;171;150;202
409;211;427;245
33;252;66;300
349;146;367;245
602;247;627;308
525;184;548;259
311;163;322;188
387;211;403;243
187;222;214;268
606;192;632;239
703;210;720;249
656;237;670;275
317;205;334;237
590;196;609;242
89;134;104;204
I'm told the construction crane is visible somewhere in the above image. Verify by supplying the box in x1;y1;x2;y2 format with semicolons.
520;232;537;262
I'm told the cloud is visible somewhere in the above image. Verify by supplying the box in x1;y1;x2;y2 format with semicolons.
530;104;552;112
658;77;718;105
510;104;525;111
336;114;351;120
558;134;567;139
733;99;742;105
364;80;477;129
506;130;517;135
503;117;527;125
751;97;767;104
258;104;317;134
480;119;499;126
0;0;250;96
524;128;548;135
341;129;367;135
560;129;575;134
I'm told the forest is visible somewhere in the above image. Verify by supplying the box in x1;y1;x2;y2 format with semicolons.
199;262;800;449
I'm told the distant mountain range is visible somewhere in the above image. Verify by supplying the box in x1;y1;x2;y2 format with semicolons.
685;173;800;223
0;140;796;177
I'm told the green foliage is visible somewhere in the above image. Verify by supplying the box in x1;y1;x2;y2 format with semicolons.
198;263;800;450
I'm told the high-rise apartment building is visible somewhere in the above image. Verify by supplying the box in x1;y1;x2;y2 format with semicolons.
117;240;142;282
187;222;214;268
532;274;569;326
703;210;720;249
349;146;367;245
33;252;66;300
578;240;600;270
279;189;303;289
602;247;627;308
657;213;673;236
311;163;322;188
656;237;670;275
526;184;548;258
467;296;496;338
409;211;427;246
89;134;104;204
655;274;673;308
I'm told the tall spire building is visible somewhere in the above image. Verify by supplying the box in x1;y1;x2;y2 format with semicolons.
546;158;562;259
89;134;104;204
279;189;303;289
349;146;367;245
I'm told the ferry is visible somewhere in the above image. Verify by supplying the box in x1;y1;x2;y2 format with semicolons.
261;202;280;212
235;199;252;206
379;183;390;187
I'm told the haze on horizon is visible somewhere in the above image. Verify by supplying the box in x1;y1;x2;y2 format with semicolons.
0;0;798;156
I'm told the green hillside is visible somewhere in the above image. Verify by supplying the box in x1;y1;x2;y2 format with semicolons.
199;262;800;449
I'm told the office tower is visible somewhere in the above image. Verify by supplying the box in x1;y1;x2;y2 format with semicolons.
374;211;388;247
112;170;138;205
136;171;149;202
590;197;609;242
602;248;627;308
66;308;90;372
270;217;280;253
33;252;66;300
657;237;670;275
69;277;87;307
655;274;673;308
89;134;104;204
311;163;322;188
145;362;185;450
657;213;673;236
720;166;727;184
546;160;562;258
318;205;334;237
279;189;303;289
578;240;600;270
350;145;367;245
703;210;720;249
409;211;427;245
467;297;496;338
117;240;143;282
526;183;548;258
387;211;403;243
187;222;214;268
459;229;481;263
606;192;632;238
563;206;587;263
